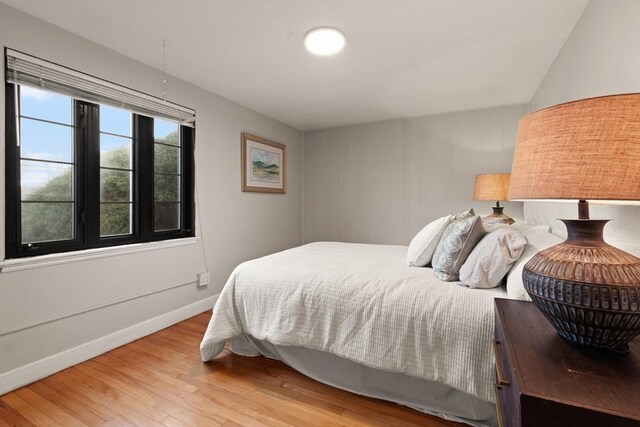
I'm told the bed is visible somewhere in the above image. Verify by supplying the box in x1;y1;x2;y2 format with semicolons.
200;242;504;426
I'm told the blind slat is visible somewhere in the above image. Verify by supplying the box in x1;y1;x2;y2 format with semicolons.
6;49;195;127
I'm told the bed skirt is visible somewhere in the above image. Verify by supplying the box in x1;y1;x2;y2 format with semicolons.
231;334;498;427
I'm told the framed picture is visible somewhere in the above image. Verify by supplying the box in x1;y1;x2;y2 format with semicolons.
241;132;287;193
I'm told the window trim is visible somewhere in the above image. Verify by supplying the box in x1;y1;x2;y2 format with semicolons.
0;237;200;273
4;83;196;259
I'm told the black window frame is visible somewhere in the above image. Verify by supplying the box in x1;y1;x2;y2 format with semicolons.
5;83;195;259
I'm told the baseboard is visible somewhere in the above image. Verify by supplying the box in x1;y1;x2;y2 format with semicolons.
0;294;218;395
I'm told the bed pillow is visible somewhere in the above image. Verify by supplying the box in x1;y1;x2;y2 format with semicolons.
506;228;564;300
432;215;486;281
511;222;551;234
459;227;527;289
406;215;453;267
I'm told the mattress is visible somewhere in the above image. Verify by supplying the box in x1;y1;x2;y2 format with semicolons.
201;242;506;404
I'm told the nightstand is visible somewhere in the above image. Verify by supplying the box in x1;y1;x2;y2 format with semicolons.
493;298;640;427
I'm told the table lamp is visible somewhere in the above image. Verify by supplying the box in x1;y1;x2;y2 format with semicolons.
509;93;640;352
473;173;514;225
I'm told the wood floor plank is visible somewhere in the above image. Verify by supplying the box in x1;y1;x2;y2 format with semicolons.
161;415;194;427
194;366;370;427
0;398;37;427
14;388;85;427
55;368;165;426
39;376;128;425
103;349;285;427
1;311;463;427
27;382;107;426
86;355;230;426
198;354;414;427
1;392;62;426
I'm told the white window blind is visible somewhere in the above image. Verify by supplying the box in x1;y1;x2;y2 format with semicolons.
6;49;195;127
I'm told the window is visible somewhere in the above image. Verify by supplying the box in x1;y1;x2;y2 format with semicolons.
100;105;134;237
18;87;76;245
5;84;195;258
154;119;182;232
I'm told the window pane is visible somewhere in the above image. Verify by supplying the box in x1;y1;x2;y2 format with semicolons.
154;144;180;174
100;170;131;202
20;86;72;125
154;119;179;145
154;174;179;202
21;160;73;201
100;203;132;237
20;118;73;163
100;105;132;137
101;134;132;169
21;202;73;244
154;202;180;231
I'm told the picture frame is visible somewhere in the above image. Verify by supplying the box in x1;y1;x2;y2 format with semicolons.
241;132;287;194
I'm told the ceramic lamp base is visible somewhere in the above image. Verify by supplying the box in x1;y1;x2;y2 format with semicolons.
523;219;640;352
481;206;515;226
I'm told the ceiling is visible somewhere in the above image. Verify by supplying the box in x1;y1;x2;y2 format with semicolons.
2;0;588;131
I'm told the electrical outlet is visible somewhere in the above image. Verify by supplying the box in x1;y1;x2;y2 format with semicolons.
197;272;210;287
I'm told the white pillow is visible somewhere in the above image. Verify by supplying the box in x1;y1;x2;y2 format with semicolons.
506;228;564;300
459;227;527;289
511;222;551;234
406;215;453;267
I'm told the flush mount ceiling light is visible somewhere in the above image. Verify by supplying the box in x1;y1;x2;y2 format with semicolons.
304;27;346;56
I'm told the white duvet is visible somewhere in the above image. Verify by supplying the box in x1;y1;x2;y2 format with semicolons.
200;242;505;403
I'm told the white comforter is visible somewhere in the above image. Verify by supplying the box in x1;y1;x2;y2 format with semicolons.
200;242;505;403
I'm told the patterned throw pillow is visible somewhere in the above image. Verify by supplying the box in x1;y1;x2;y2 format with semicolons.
454;208;475;220
432;215;486;281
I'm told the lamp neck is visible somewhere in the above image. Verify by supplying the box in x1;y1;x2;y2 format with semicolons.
492;206;505;215
578;199;590;220
560;219;609;246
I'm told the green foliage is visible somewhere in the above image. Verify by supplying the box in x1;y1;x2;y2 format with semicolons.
21;202;72;244
100;202;130;236
21;131;180;243
22;160;73;244
153;131;180;231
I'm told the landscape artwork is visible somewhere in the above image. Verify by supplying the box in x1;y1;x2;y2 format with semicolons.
250;147;280;183
241;132;287;193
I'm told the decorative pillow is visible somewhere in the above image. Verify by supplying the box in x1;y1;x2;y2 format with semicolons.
406;215;453;267
454;208;475;220
506;228;564;300
459;227;527;289
432;215;486;281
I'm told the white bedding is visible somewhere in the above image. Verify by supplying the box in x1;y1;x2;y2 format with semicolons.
200;242;505;403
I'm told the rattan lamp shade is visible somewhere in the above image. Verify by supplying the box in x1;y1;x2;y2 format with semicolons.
508;93;640;352
509;93;640;202
473;173;511;201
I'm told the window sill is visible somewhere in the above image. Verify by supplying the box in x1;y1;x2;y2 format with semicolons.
0;237;200;273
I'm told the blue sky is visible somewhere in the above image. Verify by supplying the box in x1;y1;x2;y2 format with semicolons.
19;86;178;197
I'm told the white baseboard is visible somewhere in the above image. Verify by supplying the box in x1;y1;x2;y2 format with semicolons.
0;294;218;395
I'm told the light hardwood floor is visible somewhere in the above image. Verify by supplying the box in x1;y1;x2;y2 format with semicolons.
0;312;461;426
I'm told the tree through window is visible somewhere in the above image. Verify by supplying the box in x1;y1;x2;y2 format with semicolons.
5;84;194;258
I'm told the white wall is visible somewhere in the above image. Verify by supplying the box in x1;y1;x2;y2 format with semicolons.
526;0;640;255
304;105;527;245
303;0;640;253
529;0;640;111
0;3;303;379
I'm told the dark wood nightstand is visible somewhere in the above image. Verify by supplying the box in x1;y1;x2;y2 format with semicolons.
493;298;640;427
